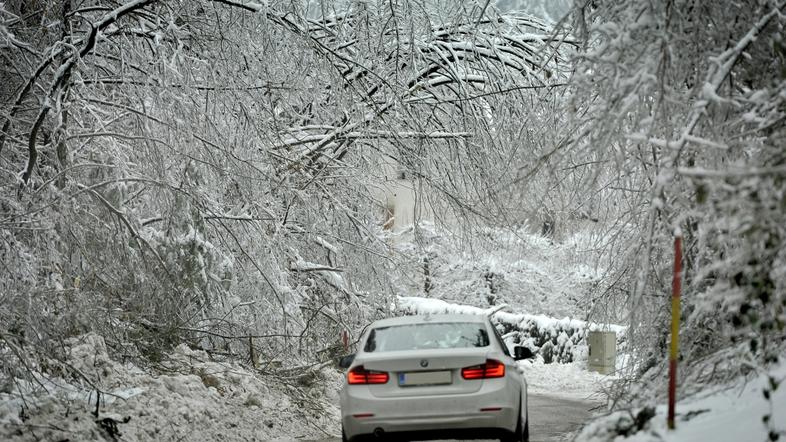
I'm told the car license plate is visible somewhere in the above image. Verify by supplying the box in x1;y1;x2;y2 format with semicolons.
398;370;452;386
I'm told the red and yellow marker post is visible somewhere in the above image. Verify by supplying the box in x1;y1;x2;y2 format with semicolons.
668;235;683;430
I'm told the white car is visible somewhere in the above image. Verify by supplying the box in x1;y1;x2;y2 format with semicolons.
339;314;532;441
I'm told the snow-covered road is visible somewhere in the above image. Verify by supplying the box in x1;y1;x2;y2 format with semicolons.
311;393;599;442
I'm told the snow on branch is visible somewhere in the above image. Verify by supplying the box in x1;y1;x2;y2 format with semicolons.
668;1;785;156
212;0;571;173
16;0;159;185
290;259;343;273
275;130;472;149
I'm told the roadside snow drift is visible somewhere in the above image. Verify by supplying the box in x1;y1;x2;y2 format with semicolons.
0;334;341;441
576;360;786;441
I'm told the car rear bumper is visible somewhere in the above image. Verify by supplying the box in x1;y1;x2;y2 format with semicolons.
341;379;520;440
345;427;514;442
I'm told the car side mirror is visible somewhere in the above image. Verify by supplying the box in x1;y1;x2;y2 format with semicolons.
513;346;534;360
338;353;356;369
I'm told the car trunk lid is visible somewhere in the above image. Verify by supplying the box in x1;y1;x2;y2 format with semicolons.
358;348;489;397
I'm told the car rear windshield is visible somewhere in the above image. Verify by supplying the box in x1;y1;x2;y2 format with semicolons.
363;322;490;352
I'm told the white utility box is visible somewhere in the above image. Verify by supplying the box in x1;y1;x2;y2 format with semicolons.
588;331;617;375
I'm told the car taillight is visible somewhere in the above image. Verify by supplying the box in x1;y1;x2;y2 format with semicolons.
461;359;506;379
347;365;389;384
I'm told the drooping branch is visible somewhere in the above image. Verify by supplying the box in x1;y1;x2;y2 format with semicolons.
76;183;170;276
666;1;786;163
18;0;159;186
210;0;571;172
0;58;57;157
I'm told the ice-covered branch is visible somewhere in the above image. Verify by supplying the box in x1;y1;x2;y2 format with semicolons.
76;183;169;275
668;1;785;157
276;130;472;149
18;0;159;185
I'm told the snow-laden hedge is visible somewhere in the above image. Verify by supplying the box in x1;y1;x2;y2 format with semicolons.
397;296;625;364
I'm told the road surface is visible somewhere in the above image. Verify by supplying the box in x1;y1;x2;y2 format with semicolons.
527;393;598;441
311;393;598;441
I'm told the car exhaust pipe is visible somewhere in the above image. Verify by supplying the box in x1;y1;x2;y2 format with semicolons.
373;427;384;438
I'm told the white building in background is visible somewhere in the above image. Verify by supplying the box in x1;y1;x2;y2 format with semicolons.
375;164;433;232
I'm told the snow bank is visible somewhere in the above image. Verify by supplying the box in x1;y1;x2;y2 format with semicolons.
0;333;341;441
397;296;625;364
576;360;786;441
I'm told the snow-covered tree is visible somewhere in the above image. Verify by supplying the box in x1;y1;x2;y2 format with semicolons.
0;0;572;387
565;0;786;415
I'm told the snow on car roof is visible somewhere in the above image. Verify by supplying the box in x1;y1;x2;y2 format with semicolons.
370;314;487;328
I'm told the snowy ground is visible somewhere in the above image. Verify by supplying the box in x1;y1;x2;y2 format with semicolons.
0;334;342;441
576;360;786;442
521;359;611;402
